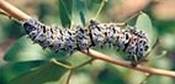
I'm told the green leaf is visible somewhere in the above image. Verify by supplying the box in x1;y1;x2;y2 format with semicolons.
9;62;68;84
135;12;157;47
0;61;45;83
79;10;86;26
76;0;87;26
4;36;69;62
96;67;125;84
59;0;72;28
57;70;72;84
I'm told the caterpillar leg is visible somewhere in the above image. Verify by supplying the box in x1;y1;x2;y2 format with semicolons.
127;55;142;67
129;55;139;67
129;55;149;67
86;48;90;53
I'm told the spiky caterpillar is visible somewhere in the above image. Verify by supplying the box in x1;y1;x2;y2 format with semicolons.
22;19;149;65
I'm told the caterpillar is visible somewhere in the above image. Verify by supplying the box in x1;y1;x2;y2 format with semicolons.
22;18;149;65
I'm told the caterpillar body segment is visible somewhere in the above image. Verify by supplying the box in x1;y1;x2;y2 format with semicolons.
22;19;149;65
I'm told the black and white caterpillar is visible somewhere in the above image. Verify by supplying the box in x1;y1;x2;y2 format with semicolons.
23;18;149;65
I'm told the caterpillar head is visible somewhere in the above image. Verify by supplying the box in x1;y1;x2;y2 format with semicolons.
23;19;38;34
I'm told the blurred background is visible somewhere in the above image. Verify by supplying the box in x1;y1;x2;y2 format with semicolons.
0;0;175;84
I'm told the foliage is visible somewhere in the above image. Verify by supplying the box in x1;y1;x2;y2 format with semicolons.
0;0;175;84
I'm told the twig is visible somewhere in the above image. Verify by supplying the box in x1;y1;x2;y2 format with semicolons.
94;0;108;20
65;70;73;84
0;0;175;78
82;49;175;78
73;58;94;69
0;8;11;18
51;58;72;69
0;0;30;21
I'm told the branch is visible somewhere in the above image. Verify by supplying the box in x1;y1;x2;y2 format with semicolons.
0;8;10;18
82;49;175;78
0;0;30;21
0;0;175;78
